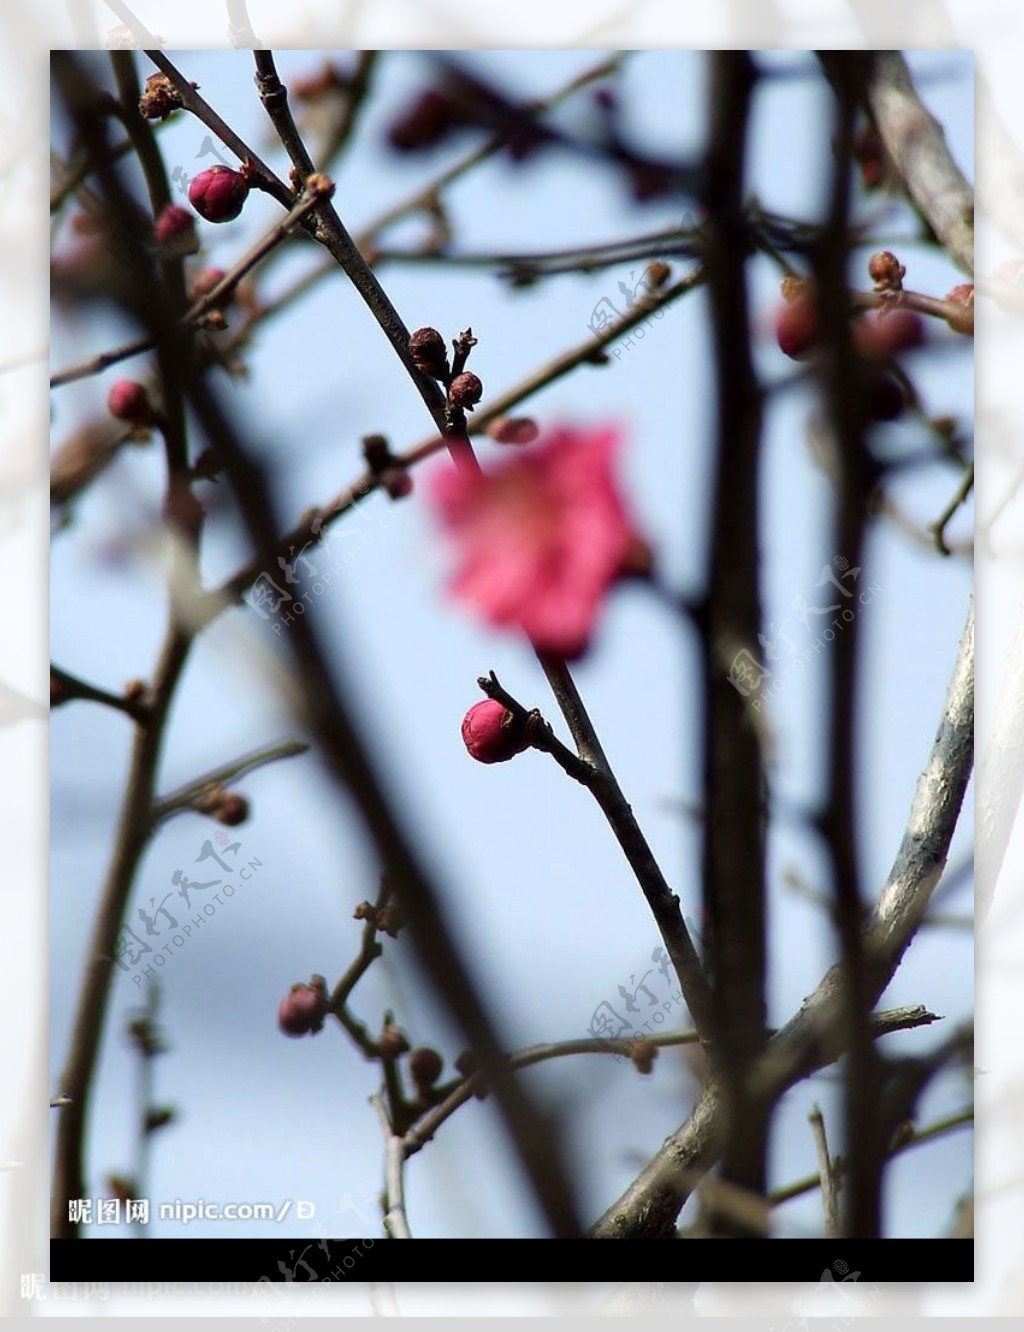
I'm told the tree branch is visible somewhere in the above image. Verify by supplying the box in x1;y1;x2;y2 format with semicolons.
591;597;973;1236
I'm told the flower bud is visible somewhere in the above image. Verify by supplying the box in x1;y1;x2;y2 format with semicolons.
107;380;155;425
188;165;250;222
853;309;924;359
775;294;820;360
277;982;328;1037
867;250;905;292
409;326;449;379
486;416;539;446
213;792;249;825
944;283;974;335
387;89;458;152
378;1022;411;1057
409;1046;444;1089
381;467;414;500
448;371;483;412
461;699;528;764
189;267;227;300
154;204;199;256
138;72;187;121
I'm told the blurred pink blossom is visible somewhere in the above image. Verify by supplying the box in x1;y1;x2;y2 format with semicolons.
430;424;646;658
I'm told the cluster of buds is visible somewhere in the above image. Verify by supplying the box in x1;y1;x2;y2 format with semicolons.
353;897;404;938
138;72;194;121
868;249;905;293
773;266;929;423
278;976;329;1038
408;325;484;415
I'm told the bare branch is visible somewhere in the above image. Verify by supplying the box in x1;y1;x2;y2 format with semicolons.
864;52;974;275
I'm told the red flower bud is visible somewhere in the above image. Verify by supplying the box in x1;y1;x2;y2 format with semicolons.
449;371;483;412
154;204;198;253
409;1046;444;1088
188;165;250;222
107;380;155;425
944;284;974;335
775;294;820;360
189;267;227;300
461;699;528;764
853;309;924;359
486;416;540;446
409;326;449;379
277;982;328;1037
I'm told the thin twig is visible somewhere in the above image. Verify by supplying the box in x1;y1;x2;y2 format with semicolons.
50;663;150;723
591;596;972;1237
930;463;974;556
808;1104;841;1236
150;739;309;824
50;178;334;388
771;1105;973;1208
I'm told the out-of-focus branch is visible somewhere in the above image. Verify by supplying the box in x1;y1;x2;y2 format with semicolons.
832;52;975;275
150;739;309;824
372;1094;411;1239
976;606;1024;929
770;1104;973;1208
699;51;768;1220
591;598;973;1236
809;1104;841;1236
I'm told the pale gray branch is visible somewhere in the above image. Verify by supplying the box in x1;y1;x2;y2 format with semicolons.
591;596;973;1237
865;51;975;275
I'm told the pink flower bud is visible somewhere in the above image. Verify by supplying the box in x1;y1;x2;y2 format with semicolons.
277;982;328;1037
853;309;924;359
775;294;820;360
486;416;540;446
190;267;227;300
461;699;528;764
188;165;250;223
944;283;974;335
107;380;154;425
154;204;197;252
449;371;483;412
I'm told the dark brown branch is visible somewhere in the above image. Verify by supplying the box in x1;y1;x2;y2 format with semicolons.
50;624;192;1239
50;663;150;723
699;51;768;1220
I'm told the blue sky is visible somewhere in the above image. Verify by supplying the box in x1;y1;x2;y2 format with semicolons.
50;49;974;1241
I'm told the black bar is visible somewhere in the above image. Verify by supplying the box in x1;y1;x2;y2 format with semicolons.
51;1238;972;1283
